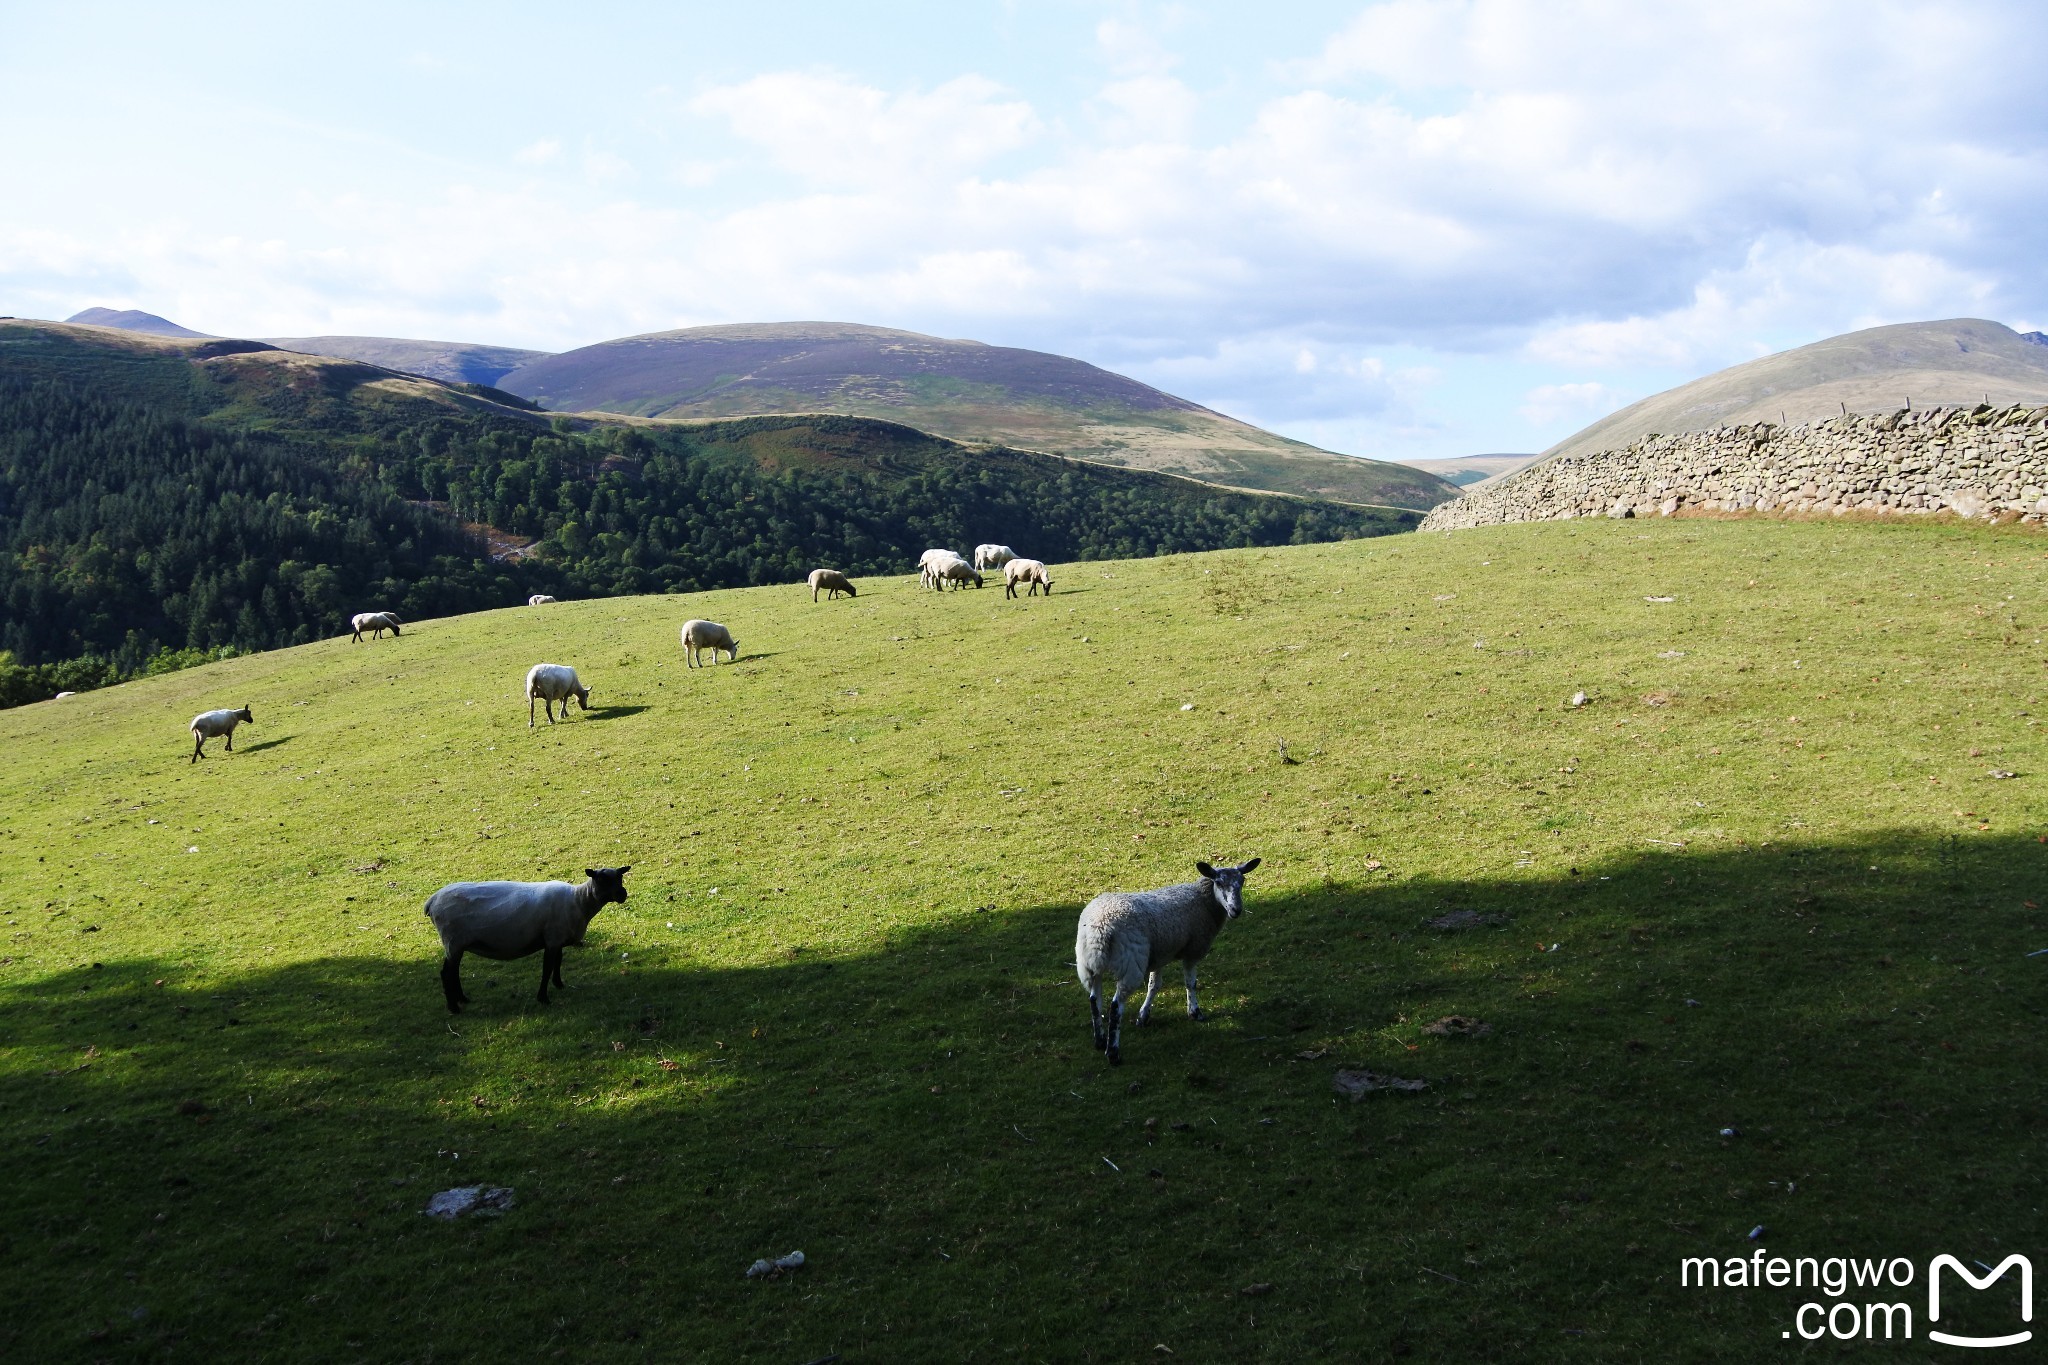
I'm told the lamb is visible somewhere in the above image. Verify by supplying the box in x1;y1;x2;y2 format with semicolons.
524;663;590;727
1003;558;1052;597
974;543;1017;571
681;619;739;667
527;594;557;606
1073;858;1260;1064
350;611;403;642
807;568;857;601
937;558;983;590
189;705;254;763
425;866;631;1012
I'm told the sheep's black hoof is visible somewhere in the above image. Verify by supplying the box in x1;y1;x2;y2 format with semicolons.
1107;1047;1121;1065
1135;1011;1150;1028
1188;1007;1207;1022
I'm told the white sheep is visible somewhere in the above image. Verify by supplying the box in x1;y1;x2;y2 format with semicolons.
974;544;1017;571
528;594;557;606
918;548;965;590
1003;558;1052;598
188;705;254;763
350;611;403;642
937;558;983;590
681;619;739;667
807;569;857;601
524;663;590;727
425;866;631;1012
1074;858;1261;1064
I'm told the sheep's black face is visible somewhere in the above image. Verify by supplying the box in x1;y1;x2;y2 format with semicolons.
1197;858;1260;919
586;866;631;905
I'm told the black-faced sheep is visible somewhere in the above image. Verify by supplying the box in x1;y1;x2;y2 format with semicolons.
528;594;558;606
350;611;403;642
188;706;255;763
1003;558;1052;597
525;663;590;727
807;569;857;601
425;866;631;1012
681;619;739;667
1074;858;1260;1063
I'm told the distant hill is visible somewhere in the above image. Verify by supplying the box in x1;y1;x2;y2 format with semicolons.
263;335;552;387
0;319;1412;683
1397;454;1537;487
1540;318;2048;466
65;307;211;338
496;322;1457;509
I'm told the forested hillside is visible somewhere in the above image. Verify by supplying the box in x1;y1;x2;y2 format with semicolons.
0;323;1413;701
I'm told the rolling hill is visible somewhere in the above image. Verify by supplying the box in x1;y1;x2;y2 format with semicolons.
1538;317;2048;467
1397;453;1537;487
65;306;211;338
1;517;2040;1358
0;318;1410;682
261;335;552;387
493;322;1456;509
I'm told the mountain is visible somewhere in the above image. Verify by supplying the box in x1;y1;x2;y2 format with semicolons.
495;322;1456;509
65;306;212;338
1540;318;2048;466
0;318;1412;686
1397;454;1537;487
262;335;552;387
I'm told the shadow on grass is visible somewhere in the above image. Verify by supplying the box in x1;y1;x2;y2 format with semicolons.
3;829;2042;1362
581;705;650;721
235;736;293;754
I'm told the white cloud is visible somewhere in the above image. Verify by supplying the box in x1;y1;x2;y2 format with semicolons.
689;72;1039;187
514;138;561;165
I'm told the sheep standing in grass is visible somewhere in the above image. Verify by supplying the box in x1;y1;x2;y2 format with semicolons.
938;559;983;590
189;705;254;763
1003;558;1052;598
425;866;631;1012
528;594;557;606
807;569;857;601
974;544;1017;571
350;611;403;642
1074;858;1260;1064
525;663;590;727
920;548;975;590
681;619;739;667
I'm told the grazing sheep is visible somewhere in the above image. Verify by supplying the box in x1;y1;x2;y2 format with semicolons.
937;558;984;591
53;691;76;700
681;619;739;667
425;866;631;1012
807;568;857;601
918;548;967;590
350;611;403;642
1074;858;1261;1064
528;594;557;606
189;705;254;763
524;663;590;727
974;544;1017;571
1003;558;1052;598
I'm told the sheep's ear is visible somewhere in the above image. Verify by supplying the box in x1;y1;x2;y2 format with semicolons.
616;865;631;875
1240;857;1261;874
1196;861;1217;879
585;868;600;878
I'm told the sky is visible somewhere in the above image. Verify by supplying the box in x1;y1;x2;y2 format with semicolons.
3;0;2045;462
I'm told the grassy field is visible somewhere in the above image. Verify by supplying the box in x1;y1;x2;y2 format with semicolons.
3;518;2043;1362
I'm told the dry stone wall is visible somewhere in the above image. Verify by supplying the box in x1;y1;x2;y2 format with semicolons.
1419;404;2048;531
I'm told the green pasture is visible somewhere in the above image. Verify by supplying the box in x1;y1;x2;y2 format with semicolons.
2;518;2043;1361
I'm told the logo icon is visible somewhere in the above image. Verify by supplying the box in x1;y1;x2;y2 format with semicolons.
1928;1254;2033;1349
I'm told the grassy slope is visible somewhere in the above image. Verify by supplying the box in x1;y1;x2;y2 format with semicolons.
3;520;2044;1361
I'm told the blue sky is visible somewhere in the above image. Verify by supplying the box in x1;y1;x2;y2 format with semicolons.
4;0;2045;461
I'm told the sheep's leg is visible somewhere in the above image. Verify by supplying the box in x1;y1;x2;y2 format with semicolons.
551;953;567;989
528;696;536;728
224;730;234;752
537;946;563;1004
441;951;467;1013
190;734;204;763
1136;970;1160;1026
1086;983;1105;1051
1105;989;1123;1065
1184;964;1204;1021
